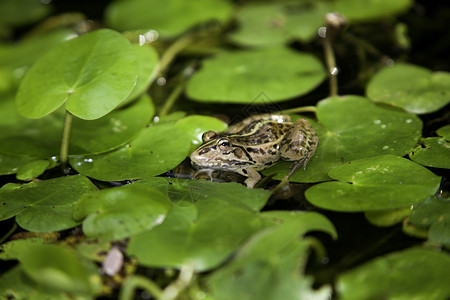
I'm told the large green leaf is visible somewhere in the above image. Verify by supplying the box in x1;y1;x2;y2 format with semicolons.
0;175;97;232
0;0;51;27
410;125;450;169
73;184;171;240
265;96;422;182
337;247;450;300
229;2;328;47
186;47;326;103
305;155;441;212
105;0;232;38
206;212;334;300
367;63;450;114
127;178;267;272
70;122;191;181
333;0;413;22
16;29;138;120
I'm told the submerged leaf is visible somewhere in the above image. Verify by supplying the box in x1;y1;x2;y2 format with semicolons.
410;124;450;169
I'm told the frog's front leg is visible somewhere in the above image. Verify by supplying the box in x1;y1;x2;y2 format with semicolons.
280;118;318;177
237;167;261;188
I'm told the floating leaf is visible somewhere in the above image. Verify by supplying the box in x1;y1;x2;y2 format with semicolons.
265;96;422;182
186;47;326;103
0;154;39;176
0;237;46;260
337;247;450;300
122;44;159;104
410;124;450;169
16;29;137;120
175;115;227;152
305;155;441;212
70;122;191;181
136;177;271;211
333;0;413;22
365;207;412;227
0;93;153;157
0;175;97;232
105;0;232;38
17;244;101;295
128;178;266;271
206;213;334;300
409;196;450;245
15;159;50;180
73;184;171;240
230;2;328;47
367;63;450;114
0;0;51;27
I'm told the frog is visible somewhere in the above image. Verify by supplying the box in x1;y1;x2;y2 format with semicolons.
190;114;318;188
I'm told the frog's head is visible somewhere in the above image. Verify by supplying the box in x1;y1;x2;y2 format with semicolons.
190;130;254;170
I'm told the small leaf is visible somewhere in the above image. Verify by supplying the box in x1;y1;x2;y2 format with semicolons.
0;0;51;27
409;196;450;245
230;2;328;47
16;29;137;120
0;175;98;232
105;0;232;38
367;63;450;114
305;155;441;212
15;159;50;180
186;47;326;103
333;0;413;22
73;184;171;240
337;247;450;300
410;124;450;169
70;123;191;181
0;237;46;260
365;207;412;227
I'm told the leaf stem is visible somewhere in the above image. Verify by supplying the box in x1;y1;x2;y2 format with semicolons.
119;275;163;300
158;80;186;117
159;34;194;74
59;110;73;168
0;223;17;244
160;264;195;300
323;37;338;97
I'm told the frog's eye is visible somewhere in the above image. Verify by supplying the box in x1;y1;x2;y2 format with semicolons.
217;138;231;151
202;131;217;142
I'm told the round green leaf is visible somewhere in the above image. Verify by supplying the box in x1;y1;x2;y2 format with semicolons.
128;178;265;272
16;29;138;120
230;2;328;47
265;96;423;182
73;184;171;240
175;115;227;152
105;0;232;38
367;63;450;114
409;196;450;245
305;155;441;212
410;125;450;169
0;175;97;232
122;44;159;104
0;0;51;27
15;159;50;181
333;0;413;22
186;47;326;103
0;237;46;260
364;207;412;227
18;244;100;295
70;123;191;181
0;154;39;176
337;247;450;300
136;177;271;212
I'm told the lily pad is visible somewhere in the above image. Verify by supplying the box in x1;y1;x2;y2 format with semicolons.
17;243;101;295
265;96;423;182
0;175;97;232
105;0;232;38
410;125;450;169
365;207;412;227
122;44;159;104
229;2;328;47
127;178;266;271
333;0;413;22
16;159;50;181
16;29;138;120
0;93;153;157
305;155;441;212
73;184;171;240
174;115;227;152
206;213;334;300
0;154;39;176
70;122;191;181
409;196;450;245
367;63;450;114
186;47;326;103
336;247;450;300
135;177;271;211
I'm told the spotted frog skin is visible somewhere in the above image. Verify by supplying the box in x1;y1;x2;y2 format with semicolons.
190;114;318;188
